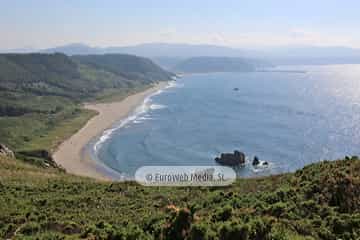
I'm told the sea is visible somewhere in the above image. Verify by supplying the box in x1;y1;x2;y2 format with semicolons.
89;64;360;179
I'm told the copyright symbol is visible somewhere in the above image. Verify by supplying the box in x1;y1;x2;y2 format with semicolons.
145;174;153;182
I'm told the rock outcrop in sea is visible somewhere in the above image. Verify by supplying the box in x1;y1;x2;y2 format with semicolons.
215;150;245;166
252;156;260;166
252;156;269;167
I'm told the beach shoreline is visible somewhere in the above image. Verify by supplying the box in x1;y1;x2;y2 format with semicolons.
53;81;170;181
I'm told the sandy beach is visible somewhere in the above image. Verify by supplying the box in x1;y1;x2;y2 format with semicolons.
53;82;169;181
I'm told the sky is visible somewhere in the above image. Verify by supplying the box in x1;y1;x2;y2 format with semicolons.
1;0;360;50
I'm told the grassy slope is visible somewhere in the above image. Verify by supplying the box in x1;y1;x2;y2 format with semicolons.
0;108;96;151
0;53;172;164
73;54;175;84
1;156;359;240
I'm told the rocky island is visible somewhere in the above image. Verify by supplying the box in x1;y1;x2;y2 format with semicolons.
215;150;245;166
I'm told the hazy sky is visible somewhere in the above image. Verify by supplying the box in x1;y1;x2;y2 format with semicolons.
1;0;360;49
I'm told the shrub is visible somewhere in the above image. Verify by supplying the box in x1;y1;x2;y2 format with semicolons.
249;218;271;240
164;208;193;240
190;223;213;240
218;221;250;240
268;202;288;218
19;222;40;235
215;205;233;222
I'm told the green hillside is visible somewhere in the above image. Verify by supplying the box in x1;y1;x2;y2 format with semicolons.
1;155;359;239
0;53;172;109
73;54;175;84
0;53;172;160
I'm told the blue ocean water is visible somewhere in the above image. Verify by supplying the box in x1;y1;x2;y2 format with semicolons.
92;64;360;178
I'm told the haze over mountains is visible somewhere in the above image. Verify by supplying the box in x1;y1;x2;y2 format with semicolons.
40;43;270;72
3;42;360;70
40;42;360;58
41;43;253;58
40;43;360;67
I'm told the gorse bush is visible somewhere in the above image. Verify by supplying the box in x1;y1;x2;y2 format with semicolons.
1;156;360;239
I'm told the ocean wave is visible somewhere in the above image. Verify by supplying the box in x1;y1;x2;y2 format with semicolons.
150;104;167;110
139;116;153;120
93;81;177;153
93;111;139;151
93;128;117;152
167;80;183;89
250;160;273;173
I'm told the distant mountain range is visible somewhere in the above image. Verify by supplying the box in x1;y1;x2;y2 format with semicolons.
259;46;360;65
3;42;360;67
0;47;38;54
41;43;255;58
43;43;101;55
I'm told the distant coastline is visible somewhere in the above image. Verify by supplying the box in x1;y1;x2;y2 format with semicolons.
174;68;307;76
256;69;307;73
53;81;170;180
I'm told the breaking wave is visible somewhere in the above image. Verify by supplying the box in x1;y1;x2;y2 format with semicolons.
93;81;177;152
